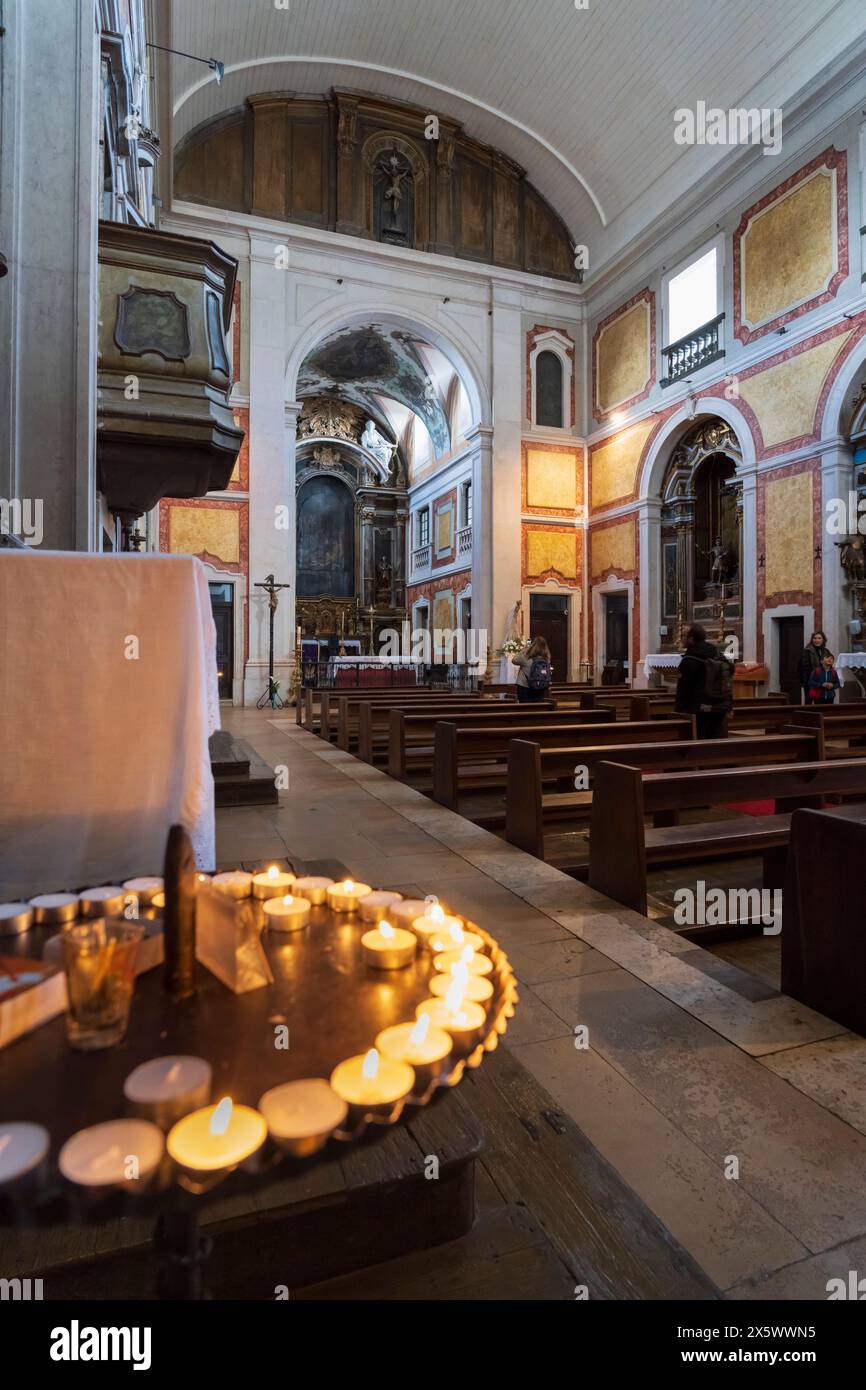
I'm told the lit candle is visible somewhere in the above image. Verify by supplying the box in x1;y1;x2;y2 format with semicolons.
0;902;34;937
151;891;165;910
124;1055;212;1130
0;1121;49;1189
427;920;485;956
389;898;430;928
292;875;334;905
167;1097;267;1176
433;946;493;977
58;1119;164;1191
358;890;403;922
262;893;311;932
330;1047;414;1119
78;886;126;919
429;961;493;1004
195;873;212;888
259;1079;348;1157
409;900;464;950
375;1013;452;1091
326;879;372;912
252;865;296;900
416;981;487;1056
212;871;253;900
360;918;417;970
29;892;79;925
122;877;164;907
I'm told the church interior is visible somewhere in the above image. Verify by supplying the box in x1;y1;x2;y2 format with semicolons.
5;0;866;1334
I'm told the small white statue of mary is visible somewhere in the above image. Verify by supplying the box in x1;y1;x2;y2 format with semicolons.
499;599;525;683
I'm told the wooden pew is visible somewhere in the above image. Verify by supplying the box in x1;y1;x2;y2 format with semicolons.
782;807;866;1034
433;718;695;814
388;705;615;782
505;729;822;861
628;692;788;722
588;757;866;915
340;697;486;754
727;702;866;736
788;706;866;753
319;687;480;742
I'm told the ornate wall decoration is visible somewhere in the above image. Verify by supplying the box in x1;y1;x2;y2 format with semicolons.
733;148;848;344
522;443;582;515
736;333;852;449
160;497;248;576
522;523;581;586
589;418;656;512
114;286;191;360
763;468;816;599
590;516;637;582
526;325;577;426
298;395;366;444
592;288;655;420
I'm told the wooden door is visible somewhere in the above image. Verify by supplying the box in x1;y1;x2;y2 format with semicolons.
529;595;569;681
777;616;805;703
209;582;234;700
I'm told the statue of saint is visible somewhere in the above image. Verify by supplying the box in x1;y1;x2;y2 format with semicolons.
503;599;524;645
361;419;395;470
839;536;866;583
703;536;730;585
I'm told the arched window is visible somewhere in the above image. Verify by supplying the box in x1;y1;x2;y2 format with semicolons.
536;352;564;428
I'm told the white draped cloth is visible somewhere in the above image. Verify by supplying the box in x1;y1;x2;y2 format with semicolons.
837;653;866;669
0;552;219;898
643;652;683;680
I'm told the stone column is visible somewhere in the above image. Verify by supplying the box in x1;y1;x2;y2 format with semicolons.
244;236;294;704
740;467;759;662
394;505;408;614
637;497;662;684
0;0;99;550
488;283;523;668
466;424;495;676
821;445;855;659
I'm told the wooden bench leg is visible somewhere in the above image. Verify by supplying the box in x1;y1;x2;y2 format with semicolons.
762;846;787;893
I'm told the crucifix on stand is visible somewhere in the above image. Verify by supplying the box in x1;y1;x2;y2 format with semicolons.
254;574;291;709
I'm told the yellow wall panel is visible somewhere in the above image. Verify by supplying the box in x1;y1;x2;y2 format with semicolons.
590;419;655;508
169;505;240;563
595;300;651;414
591;520;635;580
526;529;578;580
765;472;813;596
526;448;578;511
737;335;849;447
743;171;835;328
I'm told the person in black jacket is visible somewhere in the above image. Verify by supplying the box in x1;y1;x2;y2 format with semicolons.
798;631;832;704
674;623;732;738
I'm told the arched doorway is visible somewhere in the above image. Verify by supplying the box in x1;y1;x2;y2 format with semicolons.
658;419;743;653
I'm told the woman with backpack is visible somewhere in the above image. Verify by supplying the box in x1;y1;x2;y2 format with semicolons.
512;636;553;703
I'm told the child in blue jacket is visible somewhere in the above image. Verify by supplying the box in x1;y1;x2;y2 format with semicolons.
808;653;841;703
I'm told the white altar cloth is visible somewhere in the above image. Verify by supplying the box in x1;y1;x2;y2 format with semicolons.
0;551;219;898
837;653;866;669
643;652;683;680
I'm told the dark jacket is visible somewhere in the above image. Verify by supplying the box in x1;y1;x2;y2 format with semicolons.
799;643;829;686
675;640;730;714
807;665;840;703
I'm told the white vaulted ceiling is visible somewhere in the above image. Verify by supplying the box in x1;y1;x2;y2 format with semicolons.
168;0;865;271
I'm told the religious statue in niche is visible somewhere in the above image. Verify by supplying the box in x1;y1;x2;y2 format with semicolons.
838;535;866;582
704;536;731;586
375;556;393;601
373;149;414;245
361;419;396;471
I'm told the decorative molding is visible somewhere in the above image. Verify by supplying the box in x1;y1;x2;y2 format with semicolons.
592;287;656;422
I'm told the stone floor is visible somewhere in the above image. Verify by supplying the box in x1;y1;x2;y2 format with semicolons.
218;706;866;1300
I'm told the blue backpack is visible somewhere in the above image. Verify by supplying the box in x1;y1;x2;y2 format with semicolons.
528;658;552;690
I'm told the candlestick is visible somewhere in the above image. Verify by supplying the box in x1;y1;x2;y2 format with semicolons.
330;1047;414;1120
252;865;296;900
0;1121;50;1190
361;919;417;970
124;1055;212;1130
78;886;126;919
410;901;464;951
416;986;487;1056
358;890;403;922
292;875;334;905
122;877;164;908
29;892;79;925
262;893;311;932
212;871;253;900
375;1013;452;1091
433;947;493;977
0;902;34;937
58;1119;164;1191
326;878;372;913
429;964;493;1004
259;1079;348;1157
167;1097;267;1177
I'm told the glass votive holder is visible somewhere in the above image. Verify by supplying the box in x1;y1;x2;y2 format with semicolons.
60;917;144;1050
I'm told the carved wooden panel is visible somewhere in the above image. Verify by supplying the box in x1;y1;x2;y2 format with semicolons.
251;98;287;218
288;109;330;225
493;164;522;269
175;112;247;211
456;156;492;260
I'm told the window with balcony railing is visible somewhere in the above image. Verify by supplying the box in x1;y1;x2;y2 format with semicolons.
661;313;725;387
661;242;724;387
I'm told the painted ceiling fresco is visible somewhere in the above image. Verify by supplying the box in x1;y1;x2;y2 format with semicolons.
298;325;451;455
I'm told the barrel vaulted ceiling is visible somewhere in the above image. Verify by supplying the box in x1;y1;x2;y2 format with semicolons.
168;0;864;272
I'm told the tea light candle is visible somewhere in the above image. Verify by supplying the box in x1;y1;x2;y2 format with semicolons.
122;877;163;907
427;922;485;956
292;875;334;905
0;1122;49;1188
361;919;417;970
429;963;493;1004
416;984;487;1055
259;1079;348;1157
389;898;430;928
29;892;79;925
59;1119;164;1190
326;879;372;912
330;1048;414;1118
262;893;310;932
124;1055;212;1130
195;873;212;888
212;871;253;900
252;865;296;900
0;902;34;937
167;1097;267;1176
359;890;403;922
434;946;493;977
151;891;165;910
375;1013;452;1090
410;901;463;950
78;886;125;919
